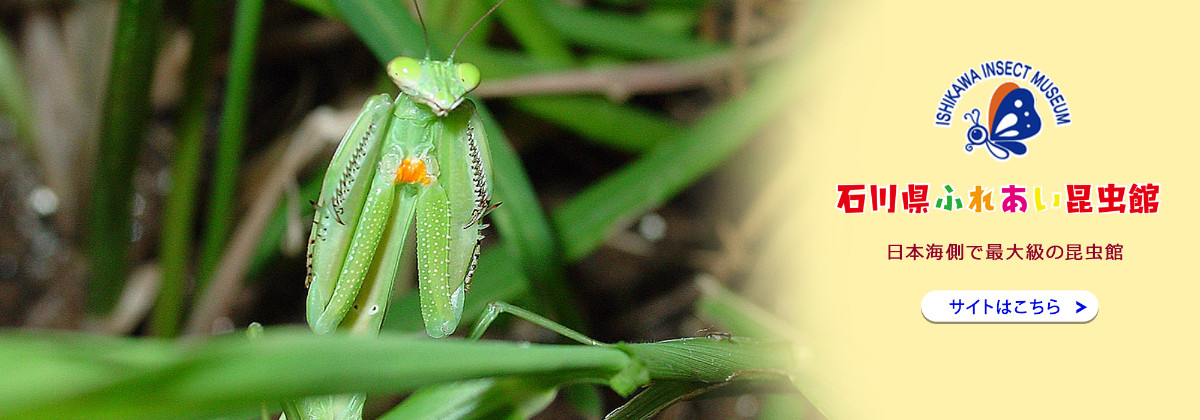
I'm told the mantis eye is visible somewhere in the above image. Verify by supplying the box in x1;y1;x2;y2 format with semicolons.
387;56;422;86
456;63;481;91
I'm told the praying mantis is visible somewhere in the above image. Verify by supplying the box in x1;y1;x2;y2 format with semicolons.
304;2;503;339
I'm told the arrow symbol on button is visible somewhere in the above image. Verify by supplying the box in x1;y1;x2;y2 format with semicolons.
1075;301;1087;313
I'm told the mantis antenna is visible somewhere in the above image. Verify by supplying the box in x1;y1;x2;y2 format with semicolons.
412;0;431;59
449;0;508;61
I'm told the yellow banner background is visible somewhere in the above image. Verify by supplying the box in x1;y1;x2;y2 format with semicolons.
773;1;1200;418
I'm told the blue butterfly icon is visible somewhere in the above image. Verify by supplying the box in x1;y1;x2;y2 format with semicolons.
964;82;1042;160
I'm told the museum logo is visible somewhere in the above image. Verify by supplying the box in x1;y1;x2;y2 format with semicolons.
933;60;1071;161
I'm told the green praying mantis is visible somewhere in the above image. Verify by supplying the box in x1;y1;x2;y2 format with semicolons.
304;2;504;339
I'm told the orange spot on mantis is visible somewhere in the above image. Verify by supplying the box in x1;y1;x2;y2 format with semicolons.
396;158;432;185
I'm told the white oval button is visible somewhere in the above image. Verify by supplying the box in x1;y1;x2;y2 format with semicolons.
922;290;1098;323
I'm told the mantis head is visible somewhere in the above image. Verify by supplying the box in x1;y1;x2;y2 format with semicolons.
387;57;481;117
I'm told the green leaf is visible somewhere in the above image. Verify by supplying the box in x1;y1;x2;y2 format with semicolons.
197;0;268;299
152;0;227;337
552;61;803;261
0;330;630;420
618;337;794;383
0;29;37;154
287;0;340;19
514;96;677;153
605;375;799;420
88;0;167;313
379;377;560;420
494;0;574;66
330;0;427;61
695;276;795;339
604;381;705;420
378;378;500;420
531;0;722;59
608;356;650;397
0;329;790;420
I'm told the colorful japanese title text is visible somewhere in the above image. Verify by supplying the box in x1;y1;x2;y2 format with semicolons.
836;184;1160;214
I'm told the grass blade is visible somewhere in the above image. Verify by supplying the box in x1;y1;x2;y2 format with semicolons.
0;30;37;154
0;330;631;420
604;380;705;420
494;0;574;66
513;96;676;153
620;338;793;383
87;0;166;313
532;0;722;59
379;377;560;420
606;375;798;420
476;105;584;328
330;0;426;61
552;61;801;261
151;0;227;337
485;0;678;156
694;275;794;339
196;0;267;295
287;0;340;19
551;0;829;261
0;329;791;420
453;48;679;152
